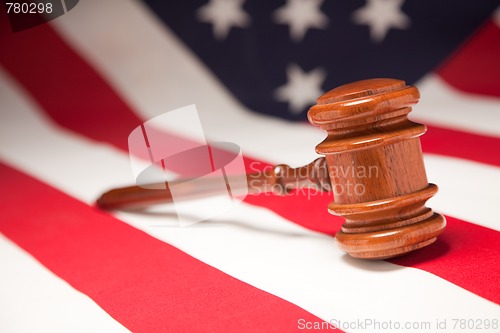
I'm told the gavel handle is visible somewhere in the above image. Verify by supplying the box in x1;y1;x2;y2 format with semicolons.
96;157;330;210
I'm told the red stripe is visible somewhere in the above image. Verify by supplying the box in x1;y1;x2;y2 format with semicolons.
437;21;500;98
0;10;141;151
243;158;339;235
390;216;500;304
422;125;500;167
0;162;336;333
1;8;499;307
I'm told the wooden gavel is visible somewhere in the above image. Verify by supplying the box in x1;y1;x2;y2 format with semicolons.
97;78;446;259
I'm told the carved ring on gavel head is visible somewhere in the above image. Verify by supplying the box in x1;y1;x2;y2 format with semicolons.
307;78;446;259
96;78;446;260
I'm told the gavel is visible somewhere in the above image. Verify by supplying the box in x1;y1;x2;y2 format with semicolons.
97;78;446;259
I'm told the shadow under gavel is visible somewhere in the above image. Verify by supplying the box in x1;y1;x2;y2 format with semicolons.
97;78;446;260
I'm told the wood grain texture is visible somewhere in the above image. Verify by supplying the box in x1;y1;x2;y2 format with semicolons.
308;78;446;259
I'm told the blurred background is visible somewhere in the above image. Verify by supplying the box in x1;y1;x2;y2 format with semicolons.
1;1;499;332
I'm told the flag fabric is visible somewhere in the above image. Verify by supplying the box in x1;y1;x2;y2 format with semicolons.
1;0;499;332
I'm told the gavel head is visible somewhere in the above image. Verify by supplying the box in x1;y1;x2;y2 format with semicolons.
308;78;446;259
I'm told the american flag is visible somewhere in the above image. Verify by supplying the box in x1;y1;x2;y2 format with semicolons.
1;0;499;332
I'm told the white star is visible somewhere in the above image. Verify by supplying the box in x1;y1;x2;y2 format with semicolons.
352;0;410;43
273;0;329;42
274;64;326;114
197;0;251;40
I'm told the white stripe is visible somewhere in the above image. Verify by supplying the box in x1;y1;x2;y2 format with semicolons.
425;154;500;232
1;69;499;332
414;74;500;138
0;234;130;333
